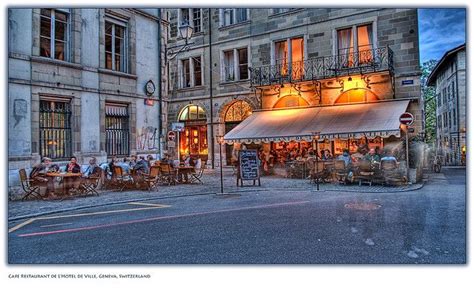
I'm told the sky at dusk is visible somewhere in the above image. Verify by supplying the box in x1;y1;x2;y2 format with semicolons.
418;8;466;64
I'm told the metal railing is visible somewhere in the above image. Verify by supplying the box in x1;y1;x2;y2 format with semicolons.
39;100;72;160
250;46;394;87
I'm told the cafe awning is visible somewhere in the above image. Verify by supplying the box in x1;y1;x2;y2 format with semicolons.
224;100;410;144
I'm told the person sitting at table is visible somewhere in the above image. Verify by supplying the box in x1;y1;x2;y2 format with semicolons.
83;157;100;177
364;148;381;164
338;149;354;182
381;150;398;163
183;153;195;167
64;156;81;193
30;157;56;197
134;156;149;175
322;149;333;161
146;154;155;167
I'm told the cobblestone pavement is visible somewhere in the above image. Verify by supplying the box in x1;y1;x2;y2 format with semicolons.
8;168;423;221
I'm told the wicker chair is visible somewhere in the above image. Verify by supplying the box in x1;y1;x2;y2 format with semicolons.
78;167;102;196
143;166;161;191
19;169;43;201
355;160;375;186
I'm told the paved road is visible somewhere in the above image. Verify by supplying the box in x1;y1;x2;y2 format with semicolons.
8;169;466;264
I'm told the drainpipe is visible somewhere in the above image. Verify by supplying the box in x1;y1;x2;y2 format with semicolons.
208;8;215;169
157;9;164;159
455;57;461;165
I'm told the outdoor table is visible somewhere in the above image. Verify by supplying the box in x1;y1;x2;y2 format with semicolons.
177;166;195;183
45;172;82;196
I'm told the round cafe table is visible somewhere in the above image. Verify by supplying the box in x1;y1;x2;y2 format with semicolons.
45;172;82;196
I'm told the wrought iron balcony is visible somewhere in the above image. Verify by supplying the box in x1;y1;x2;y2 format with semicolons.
250;46;394;87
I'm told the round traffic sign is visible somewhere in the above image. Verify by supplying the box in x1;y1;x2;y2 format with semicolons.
399;112;414;126
167;131;176;141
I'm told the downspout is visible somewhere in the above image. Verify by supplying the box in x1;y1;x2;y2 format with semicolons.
157;9;163;159
208;8;215;169
455;56;461;165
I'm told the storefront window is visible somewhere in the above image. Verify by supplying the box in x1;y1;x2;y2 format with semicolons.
178;105;208;157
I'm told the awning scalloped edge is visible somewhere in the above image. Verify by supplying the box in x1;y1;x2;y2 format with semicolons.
224;130;401;144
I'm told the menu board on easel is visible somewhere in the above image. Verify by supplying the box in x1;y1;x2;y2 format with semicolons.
237;149;261;187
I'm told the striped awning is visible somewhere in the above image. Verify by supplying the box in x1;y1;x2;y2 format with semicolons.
105;104;128;116
224;100;410;144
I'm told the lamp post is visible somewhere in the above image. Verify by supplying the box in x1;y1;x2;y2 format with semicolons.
166;19;194;61
216;135;224;194
312;131;321;191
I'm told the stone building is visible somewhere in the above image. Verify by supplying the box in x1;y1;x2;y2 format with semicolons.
427;43;466;166
8;8;168;194
165;8;422;167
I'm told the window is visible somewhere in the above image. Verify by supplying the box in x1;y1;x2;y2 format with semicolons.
453;109;457;126
105;21;127;72
442;87;447;104
193;57;202;86
178;105;208;156
192;9;202;33
449;111;452;128
274;37;304;78
221;47;249;82
178;9;202;35
451;81;456;100
437;93;441;107
180;56;203;88
39;100;72;160
337;23;374;67
220;9;249;26
438;115;442;129
105;104;130;156
225;100;253;122
182;59;191;88
40;9;69;61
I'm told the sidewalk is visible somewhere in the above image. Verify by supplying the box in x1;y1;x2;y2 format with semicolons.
8;168;424;221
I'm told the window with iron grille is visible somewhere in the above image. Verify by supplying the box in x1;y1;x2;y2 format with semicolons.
105;104;130;156
39;100;72;160
40;9;69;61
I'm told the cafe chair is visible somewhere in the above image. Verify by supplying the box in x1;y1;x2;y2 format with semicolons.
334;160;349;184
78;167;102;197
112;165;133;192
190;166;205;184
381;159;407;186
310;162;326;184
355;160;375;186
159;163;176;186
19;169;43;201
143;166;161;191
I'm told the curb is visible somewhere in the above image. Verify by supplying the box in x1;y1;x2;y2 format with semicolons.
9;182;425;222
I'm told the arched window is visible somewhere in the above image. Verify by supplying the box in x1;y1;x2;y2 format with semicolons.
178;104;207;121
224;100;253;122
273;95;309;108
334;88;379;104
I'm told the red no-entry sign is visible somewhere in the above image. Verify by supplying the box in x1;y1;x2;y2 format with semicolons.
167;131;176;141
399;112;414;126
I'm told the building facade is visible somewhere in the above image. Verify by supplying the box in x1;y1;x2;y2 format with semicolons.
427;44;466;166
8;8;168;195
165;8;422;167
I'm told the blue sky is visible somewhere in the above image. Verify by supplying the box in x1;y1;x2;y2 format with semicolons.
418;8;466;64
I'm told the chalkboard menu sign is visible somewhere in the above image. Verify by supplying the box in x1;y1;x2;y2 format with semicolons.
237;149;261;186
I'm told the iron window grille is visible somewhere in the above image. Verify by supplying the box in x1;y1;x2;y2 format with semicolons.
105;104;130;156
39;100;72;160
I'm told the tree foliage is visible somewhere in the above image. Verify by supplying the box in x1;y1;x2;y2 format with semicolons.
420;60;438;144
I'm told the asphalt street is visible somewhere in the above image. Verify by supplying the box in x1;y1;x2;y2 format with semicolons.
8;168;466;264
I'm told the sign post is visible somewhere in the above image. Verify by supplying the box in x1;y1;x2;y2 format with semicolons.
399;112;414;182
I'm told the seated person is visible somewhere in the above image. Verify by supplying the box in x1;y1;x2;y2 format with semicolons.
337;149;352;168
115;158;131;174
83;157;100;177
146;154;154;167
161;153;175;168
364;148;381;164
134;156;149;175
321;149;333;161
64;156;81;193
30;157;56;197
381;150;398;163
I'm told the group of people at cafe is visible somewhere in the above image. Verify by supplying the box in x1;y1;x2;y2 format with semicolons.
257;142;399;177
29;152;203;198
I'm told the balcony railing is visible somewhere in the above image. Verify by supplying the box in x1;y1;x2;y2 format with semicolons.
250;46;394;87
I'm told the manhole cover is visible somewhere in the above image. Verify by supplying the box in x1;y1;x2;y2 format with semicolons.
344;202;382;210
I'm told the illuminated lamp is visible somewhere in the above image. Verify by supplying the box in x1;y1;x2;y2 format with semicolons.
193;130;198;137
193;138;198;144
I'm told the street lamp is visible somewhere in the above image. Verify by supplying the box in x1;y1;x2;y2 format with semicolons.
216;135;225;195
312;131;321;191
166;19;194;61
